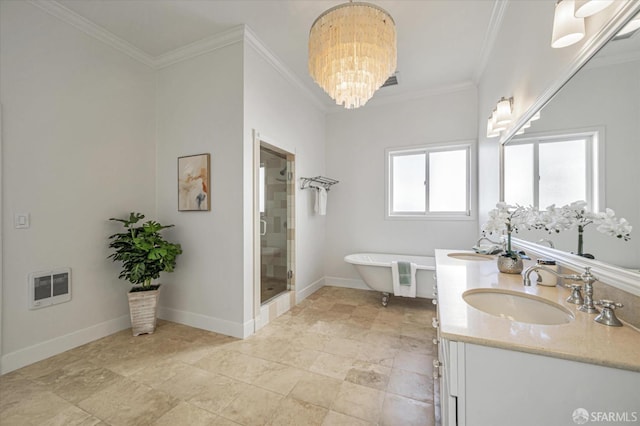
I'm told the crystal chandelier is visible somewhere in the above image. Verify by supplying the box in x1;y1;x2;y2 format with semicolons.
308;1;397;109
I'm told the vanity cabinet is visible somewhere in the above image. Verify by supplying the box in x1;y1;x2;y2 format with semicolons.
437;337;640;426
433;249;640;425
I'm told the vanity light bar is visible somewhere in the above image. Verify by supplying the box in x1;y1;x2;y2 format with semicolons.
486;97;514;139
552;0;586;49
574;0;614;18
552;0;617;49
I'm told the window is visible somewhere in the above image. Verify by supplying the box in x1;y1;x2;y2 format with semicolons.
387;143;471;218
503;131;601;210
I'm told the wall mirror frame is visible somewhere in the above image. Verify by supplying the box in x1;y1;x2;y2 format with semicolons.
500;2;640;297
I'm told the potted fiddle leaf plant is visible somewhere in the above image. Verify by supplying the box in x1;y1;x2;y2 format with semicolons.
108;212;182;336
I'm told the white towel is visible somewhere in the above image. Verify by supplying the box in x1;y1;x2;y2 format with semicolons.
314;187;327;215
391;261;417;298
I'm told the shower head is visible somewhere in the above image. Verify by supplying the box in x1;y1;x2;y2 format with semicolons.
279;166;287;176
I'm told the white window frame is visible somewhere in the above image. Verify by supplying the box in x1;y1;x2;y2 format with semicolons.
501;128;605;211
386;141;476;220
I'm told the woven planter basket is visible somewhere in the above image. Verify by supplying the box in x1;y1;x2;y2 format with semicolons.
127;286;160;336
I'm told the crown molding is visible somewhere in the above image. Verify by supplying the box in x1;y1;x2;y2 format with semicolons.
26;2;329;110
27;1;480;114
154;25;245;69
473;0;509;83
243;26;327;111
29;0;156;68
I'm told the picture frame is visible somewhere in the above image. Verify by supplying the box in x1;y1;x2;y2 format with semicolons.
178;153;211;211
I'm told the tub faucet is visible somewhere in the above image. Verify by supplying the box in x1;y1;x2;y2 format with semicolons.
522;265;581;287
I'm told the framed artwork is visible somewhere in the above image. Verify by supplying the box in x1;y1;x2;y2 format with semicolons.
178;153;211;211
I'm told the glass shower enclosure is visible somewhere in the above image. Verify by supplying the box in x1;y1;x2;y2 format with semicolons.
259;146;291;304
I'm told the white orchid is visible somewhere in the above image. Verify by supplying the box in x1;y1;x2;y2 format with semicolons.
595;208;632;241
531;204;573;233
531;200;632;256
483;201;632;258
555;200;599;231
482;203;530;256
482;203;529;234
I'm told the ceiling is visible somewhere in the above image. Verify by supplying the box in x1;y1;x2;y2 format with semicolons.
54;0;503;109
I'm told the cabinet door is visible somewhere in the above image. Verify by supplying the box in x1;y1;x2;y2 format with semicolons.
439;338;464;426
464;343;640;426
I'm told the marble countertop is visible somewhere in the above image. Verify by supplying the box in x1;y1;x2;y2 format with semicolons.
435;249;640;372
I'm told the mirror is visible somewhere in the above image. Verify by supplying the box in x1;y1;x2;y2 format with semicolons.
503;17;640;273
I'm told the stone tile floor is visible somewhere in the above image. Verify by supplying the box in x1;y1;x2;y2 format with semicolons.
0;286;438;425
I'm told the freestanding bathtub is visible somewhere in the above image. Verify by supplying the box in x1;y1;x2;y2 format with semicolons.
344;253;436;306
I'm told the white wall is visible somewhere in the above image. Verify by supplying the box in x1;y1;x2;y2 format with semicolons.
514;59;640;268
0;1;156;372
155;43;247;337
324;88;479;281
243;36;327;315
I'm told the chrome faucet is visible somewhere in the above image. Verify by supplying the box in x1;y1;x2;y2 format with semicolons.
522;265;599;314
477;236;502;246
577;267;599;314
522;264;581;287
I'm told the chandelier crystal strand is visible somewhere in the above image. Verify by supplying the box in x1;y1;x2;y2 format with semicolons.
309;2;397;109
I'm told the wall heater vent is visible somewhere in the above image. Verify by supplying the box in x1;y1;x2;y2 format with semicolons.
28;268;71;310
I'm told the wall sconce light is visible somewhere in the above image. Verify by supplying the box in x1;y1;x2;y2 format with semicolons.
486;98;541;139
552;0;586;48
486;114;501;138
486;97;514;138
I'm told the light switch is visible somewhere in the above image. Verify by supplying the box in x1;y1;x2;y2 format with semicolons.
15;213;30;229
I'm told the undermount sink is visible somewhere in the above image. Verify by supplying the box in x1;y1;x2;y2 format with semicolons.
447;252;494;261
462;288;574;325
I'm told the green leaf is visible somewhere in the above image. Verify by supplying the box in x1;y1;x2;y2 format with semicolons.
107;212;182;286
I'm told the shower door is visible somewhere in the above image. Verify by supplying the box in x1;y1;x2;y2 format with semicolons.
259;145;292;304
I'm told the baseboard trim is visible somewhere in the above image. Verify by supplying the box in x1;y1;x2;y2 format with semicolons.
157;306;246;339
324;276;371;291
242;318;255;339
1;314;130;375
296;277;325;303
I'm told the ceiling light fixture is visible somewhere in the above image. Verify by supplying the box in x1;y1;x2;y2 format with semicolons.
552;0;586;48
308;1;397;109
574;0;614;18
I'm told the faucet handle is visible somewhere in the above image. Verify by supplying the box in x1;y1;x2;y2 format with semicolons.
565;284;584;305
581;266;598;283
594;300;623;327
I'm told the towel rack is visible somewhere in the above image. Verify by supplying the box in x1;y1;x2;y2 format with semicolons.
300;176;339;191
